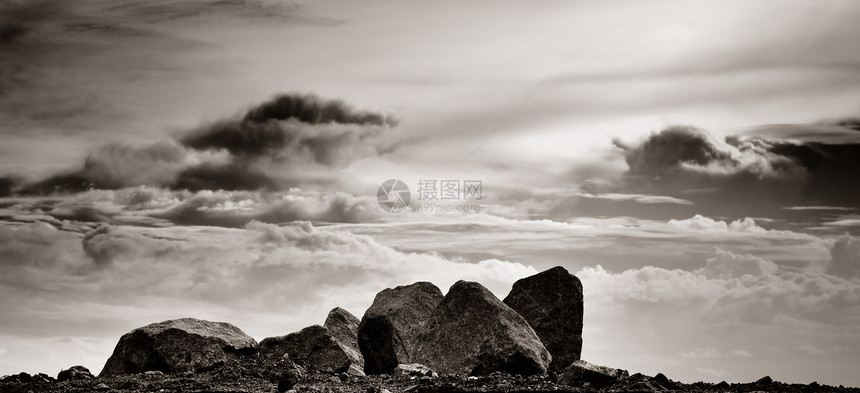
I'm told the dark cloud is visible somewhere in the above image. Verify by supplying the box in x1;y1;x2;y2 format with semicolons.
102;0;342;26
0;0;199;129
12;92;399;194
0;0;64;45
23;141;188;194
608;124;860;219
818;116;860;132
0;175;22;196
241;93;394;126
181;93;397;167
172;163;276;192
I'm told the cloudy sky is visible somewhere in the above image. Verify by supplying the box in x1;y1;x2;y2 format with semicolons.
2;0;860;386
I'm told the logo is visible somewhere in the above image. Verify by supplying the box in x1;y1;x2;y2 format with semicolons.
377;179;411;213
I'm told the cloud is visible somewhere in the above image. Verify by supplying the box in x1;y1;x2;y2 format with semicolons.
668;215;766;233
151;189;383;226
829;235;860;278
696;368;730;378
701;248;778;280
0;218;536;375
609;124;860;219
680;347;753;360
577;245;860;383
180;93;397;168
8;93;399;195
3;187;388;227
101;0;341;26
172;162;276;192
572;192;693;205
0;176;22;197
24;141;190;194
817;116;860;132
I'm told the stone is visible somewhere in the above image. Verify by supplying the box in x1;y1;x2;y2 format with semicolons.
324;307;365;374
628;380;665;392
260;325;362;374
651;372;675;388
93;382;110;391
57;365;94;381
358;282;444;374
100;318;258;376
755;375;773;385
276;368;305;393
716;380;730;389
503;266;583;371
558;360;628;388
414;280;551;376
394;363;438;378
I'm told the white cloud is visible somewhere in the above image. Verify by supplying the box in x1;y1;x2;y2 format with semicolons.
829;235;860;278
702;248;778;279
796;344;827;355
668;214;766;233
697;368;731;378
576;245;860;384
681;347;721;359
573;192;693;205
0;219;537;376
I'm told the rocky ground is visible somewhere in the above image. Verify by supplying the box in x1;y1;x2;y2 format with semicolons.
3;270;856;393
1;362;857;393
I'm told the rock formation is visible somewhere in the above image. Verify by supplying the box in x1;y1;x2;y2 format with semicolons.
260;324;363;375
358;282;444;374
503;266;583;371
415;280;551;376
558;359;629;388
323;307;364;374
100;318;257;376
57;365;94;381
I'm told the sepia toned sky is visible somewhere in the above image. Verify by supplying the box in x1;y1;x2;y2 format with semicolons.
2;0;860;386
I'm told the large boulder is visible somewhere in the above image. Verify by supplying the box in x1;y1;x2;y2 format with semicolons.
324;307;364;373
414;280;552;376
100;318;257;376
57;365;94;381
260;324;363;375
358;282;444;374
503;266;583;371
559;360;629;388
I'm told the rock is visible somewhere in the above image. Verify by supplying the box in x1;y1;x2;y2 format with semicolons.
358;282;444;374
755;375;773;385
2;372;54;384
558;360;628;388
394;363;438;378
651;372;675;388
324;307;365;375
93;382;110;391
100;318;258;376
260;325;362;374
57;365;94;381
628;380;665;392
503;266;583;371
414;280;552;376
627;373;649;382
716;380;730;389
276;368;305;392
34;373;54;383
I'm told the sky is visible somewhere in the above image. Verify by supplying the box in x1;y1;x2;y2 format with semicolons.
1;0;860;386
